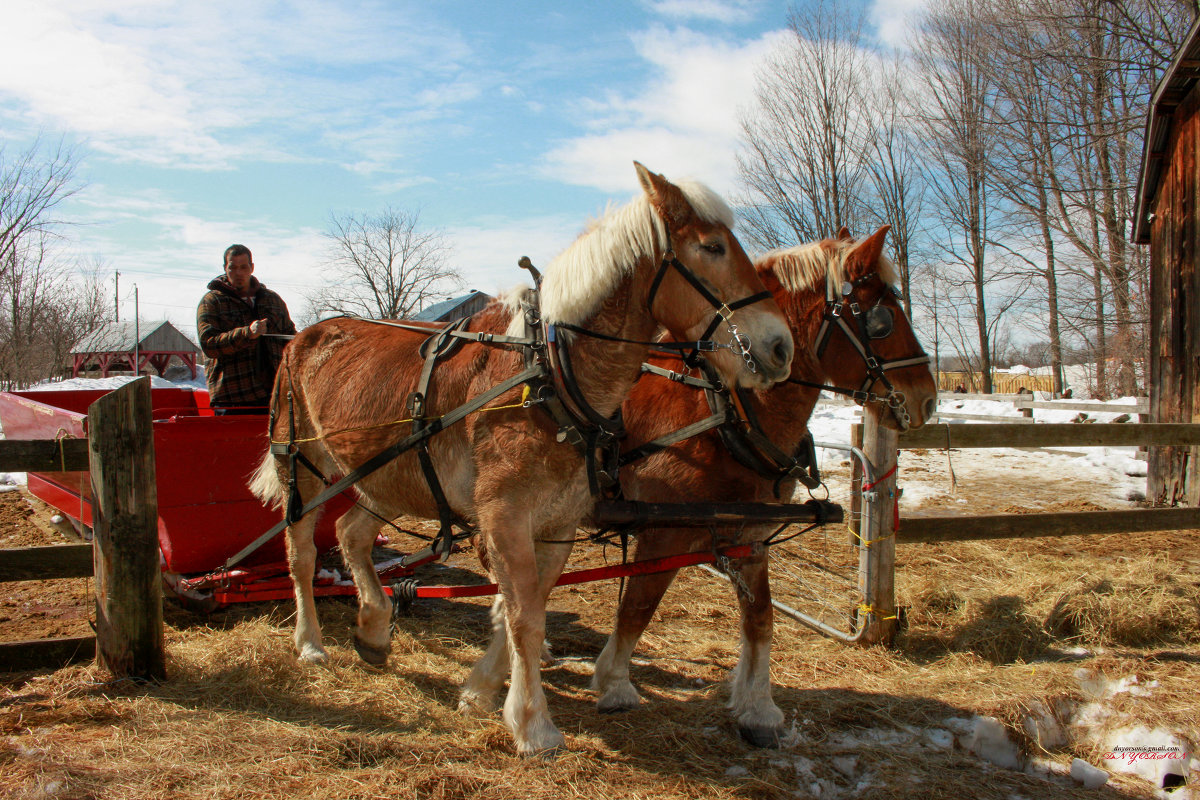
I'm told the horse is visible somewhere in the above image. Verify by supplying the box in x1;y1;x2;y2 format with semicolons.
248;162;795;756
590;225;938;746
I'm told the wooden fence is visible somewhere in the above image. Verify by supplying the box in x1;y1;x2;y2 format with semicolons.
0;378;164;677
848;417;1200;644
936;372;1056;394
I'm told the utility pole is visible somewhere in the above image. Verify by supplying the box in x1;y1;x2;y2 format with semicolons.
114;271;120;322
133;285;139;376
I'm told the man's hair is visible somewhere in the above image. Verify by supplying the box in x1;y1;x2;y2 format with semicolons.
223;244;253;268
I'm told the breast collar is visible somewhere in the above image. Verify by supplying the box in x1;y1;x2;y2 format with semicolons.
698;360;822;496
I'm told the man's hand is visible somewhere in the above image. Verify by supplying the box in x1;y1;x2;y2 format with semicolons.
249;319;268;338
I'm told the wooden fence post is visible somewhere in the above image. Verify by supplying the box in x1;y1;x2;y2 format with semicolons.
857;409;898;645
88;377;165;681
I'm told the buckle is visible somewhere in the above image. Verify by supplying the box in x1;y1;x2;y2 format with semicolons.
694;340;718;352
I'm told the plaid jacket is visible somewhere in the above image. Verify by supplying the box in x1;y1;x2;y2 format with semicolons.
197;276;296;407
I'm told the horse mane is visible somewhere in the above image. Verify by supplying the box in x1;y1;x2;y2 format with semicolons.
534;180;735;327
760;237;900;295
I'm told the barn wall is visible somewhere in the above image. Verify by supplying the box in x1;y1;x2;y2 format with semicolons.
1149;81;1200;505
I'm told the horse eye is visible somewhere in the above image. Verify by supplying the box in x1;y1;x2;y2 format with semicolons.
702;242;725;256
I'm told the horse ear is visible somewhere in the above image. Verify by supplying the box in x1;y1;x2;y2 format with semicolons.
634;161;693;230
846;225;891;278
837;226;852;241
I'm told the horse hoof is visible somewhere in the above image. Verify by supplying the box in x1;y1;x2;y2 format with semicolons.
297;644;329;665
353;634;390;666
520;743;566;760
458;691;500;715
596;682;641;713
739;725;782;748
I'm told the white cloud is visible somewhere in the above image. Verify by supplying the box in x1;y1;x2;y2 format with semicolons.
870;0;928;50
540;25;788;196
0;1;481;170
643;0;763;24
444;214;584;296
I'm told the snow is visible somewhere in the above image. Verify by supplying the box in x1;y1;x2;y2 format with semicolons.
1069;758;1109;789
807;394;1150;507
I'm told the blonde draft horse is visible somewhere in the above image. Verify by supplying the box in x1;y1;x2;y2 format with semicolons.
249;162;794;756
591;225;939;746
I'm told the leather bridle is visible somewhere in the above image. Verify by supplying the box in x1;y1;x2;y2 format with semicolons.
645;242;773;373
790;271;930;430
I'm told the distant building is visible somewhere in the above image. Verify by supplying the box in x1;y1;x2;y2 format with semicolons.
412;290;493;323
71;320;200;379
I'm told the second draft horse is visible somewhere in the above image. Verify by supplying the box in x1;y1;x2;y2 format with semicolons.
593;225;938;744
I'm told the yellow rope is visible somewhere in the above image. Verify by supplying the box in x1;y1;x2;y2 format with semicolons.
857;603;898;621
272;385;531;446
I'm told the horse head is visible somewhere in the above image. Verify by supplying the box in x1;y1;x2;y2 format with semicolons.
757;225;938;429
633;162;793;389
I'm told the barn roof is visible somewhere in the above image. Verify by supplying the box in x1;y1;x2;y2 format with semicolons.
1133;15;1200;243
72;320;200;355
411;290;492;322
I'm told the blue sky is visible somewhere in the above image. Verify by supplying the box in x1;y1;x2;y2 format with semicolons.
1;0;921;337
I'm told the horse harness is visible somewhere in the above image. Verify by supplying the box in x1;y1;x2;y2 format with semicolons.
239;246;777;572
788;271;931;430
617;359;822;499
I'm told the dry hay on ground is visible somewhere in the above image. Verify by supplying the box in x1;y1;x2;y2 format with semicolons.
1;488;1197;799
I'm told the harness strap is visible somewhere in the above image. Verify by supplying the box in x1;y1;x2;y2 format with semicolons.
554;321;719;354
362;317;539;349
639;361;723;391
409;321;475;561
545;324;624;497
224;364;544;571
617;411;727;467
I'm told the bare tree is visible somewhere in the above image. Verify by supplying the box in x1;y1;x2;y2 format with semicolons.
864;61;927;316
736;0;876;250
0;236;111;389
915;0;1004;392
0;137;79;281
986;0;1190;397
307;207;462;321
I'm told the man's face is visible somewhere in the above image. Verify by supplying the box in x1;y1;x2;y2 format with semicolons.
225;253;254;293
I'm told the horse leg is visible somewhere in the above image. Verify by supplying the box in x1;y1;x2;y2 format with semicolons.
459;596;510;714
460;528;574;715
593;529;692;713
286;509;327;664
727;550;784;747
482;512;566;756
335;504;392;666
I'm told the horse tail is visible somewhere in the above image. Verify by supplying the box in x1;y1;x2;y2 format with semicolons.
249;448;284;509
249;347;294;509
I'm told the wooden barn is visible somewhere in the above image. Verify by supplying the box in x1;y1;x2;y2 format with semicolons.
71;320;200;380
1134;16;1200;505
412;290;492;323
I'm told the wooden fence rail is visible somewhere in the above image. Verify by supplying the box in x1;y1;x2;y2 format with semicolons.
849;419;1200;646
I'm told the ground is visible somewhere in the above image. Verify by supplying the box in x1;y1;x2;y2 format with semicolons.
1;446;1198;800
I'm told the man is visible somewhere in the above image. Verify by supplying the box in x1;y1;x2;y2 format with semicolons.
197;244;296;414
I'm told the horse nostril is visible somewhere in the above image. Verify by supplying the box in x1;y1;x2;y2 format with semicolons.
771;337;790;368
923;396;935;420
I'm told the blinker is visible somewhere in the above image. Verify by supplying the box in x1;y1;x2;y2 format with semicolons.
864;305;894;340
